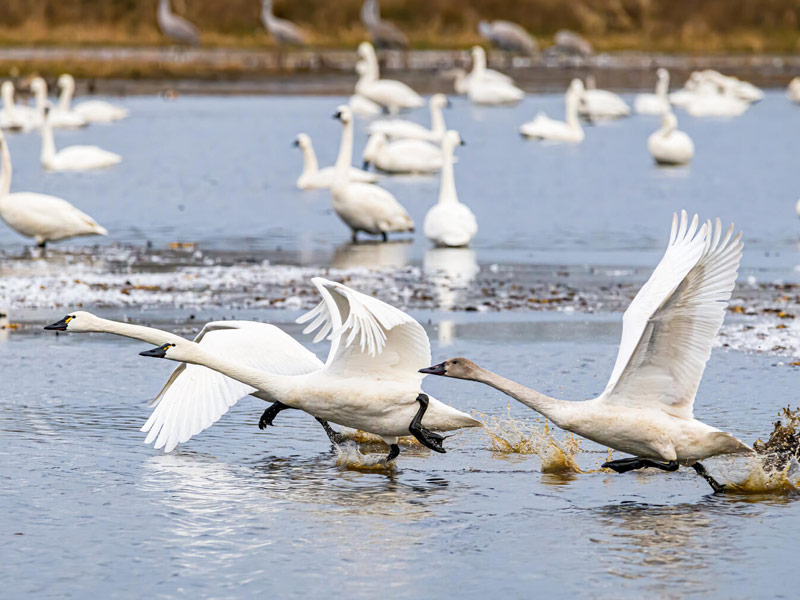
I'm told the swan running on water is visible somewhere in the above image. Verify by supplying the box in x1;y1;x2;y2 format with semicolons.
139;277;481;463
422;211;752;492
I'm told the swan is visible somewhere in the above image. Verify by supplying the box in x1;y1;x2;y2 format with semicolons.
465;46;524;105
634;68;670;115
368;93;449;142
355;42;424;114
0;130;107;247
450;45;515;96
647;110;694;166
294;133;377;190
30;77;86;129
579;76;630;120
421;211;753;492
361;0;409;50
796;198;800;219
362;132;443;174
40;107;122;172
349;65;384;117
685;89;749;118
788;77;800;104
0;82;38;132
520;79;584;143
478;20;537;55
57;74;129;123
698;70;763;103
423;130;477;247
261;0;307;47
157;0;200;46
331;105;413;242
43;311;327;452
140;277;481;463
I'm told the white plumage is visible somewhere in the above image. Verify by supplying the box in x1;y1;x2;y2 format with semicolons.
362;132;443;174
40;108;122;172
0;81;38;132
355;42;423;114
634;68;671;115
579;76;630;120
647;111;694;166
30;77;87;129
57;74;129;123
294;133;377;189
520;79;584;143
465;46;524;106
368;93;449;142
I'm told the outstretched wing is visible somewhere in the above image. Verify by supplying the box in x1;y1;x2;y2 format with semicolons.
297;277;430;381
598;212;742;419
141;321;322;452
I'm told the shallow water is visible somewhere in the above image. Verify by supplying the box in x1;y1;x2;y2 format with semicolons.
2;92;800;598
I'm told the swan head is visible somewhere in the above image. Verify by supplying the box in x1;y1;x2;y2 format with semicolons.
357;41;375;60
57;74;74;90
44;311;102;333
30;77;47;94
471;45;487;65
419;357;479;380
362;132;386;167
294;132;311;149
139;340;197;364
355;60;369;76
442;130;464;150
431;93;450;109
333;104;353;125
657;68;668;81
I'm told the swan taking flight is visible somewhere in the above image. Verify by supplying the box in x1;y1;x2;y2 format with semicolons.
0;82;38;132
140;277;481;463
520;78;584;143
0;131;107;247
422;212;751;492
157;0;200;46
294;133;377;190
30;77;86;129
423;130;477;248
331;105;413;242
362;132;443;174
44;312;327;452
634;68;671;115
57;74;128;123
355;42;423;114
40;107;122;172
368;93;449;142
648;110;694;166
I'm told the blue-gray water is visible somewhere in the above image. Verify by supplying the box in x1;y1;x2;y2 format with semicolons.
2;91;800;598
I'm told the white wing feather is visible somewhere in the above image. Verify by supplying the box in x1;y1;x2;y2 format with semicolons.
141;321;322;452
598;211;742;419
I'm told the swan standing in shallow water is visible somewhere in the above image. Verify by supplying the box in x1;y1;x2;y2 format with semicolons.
520;79;584;143
422;212;752;492
40;107;122;171
368;93;449;142
0;131;107;247
44;312;325;452
634;68;670;115
648;110;694;166
0;82;38;132
294;133;377;190
355;42;423;114
465;46;524;106
30;77;86;129
362;132;443;174
57;74;128;123
423;131;477;247
331;105;413;241
140;277;481;463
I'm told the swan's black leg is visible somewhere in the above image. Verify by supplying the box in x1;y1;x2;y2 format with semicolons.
258;401;295;430
381;231;387;242
385;444;400;462
315;418;346;445
692;462;726;493
351;230;358;243
408;393;446;453
602;457;679;473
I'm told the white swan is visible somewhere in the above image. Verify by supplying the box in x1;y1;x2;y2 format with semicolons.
57;74;129;123
0;131;107;247
634;68;671;115
30;77;86;129
698;70;763;103
349;64;384;117
44;311;324;452
423;130;477;247
331;105;414;242
140;277;482;462
355;42;424;114
368;93;449;142
520;79;584;143
40;107;122;172
0;82;38;132
465;46;524;105
362;132;443;174
685;89;749;117
579;75;630;120
421;211;752;492
796;198;800;219
648;110;694;166
788;77;800;104
294;133;377;190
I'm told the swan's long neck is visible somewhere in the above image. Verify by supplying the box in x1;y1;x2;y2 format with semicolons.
40;116;56;163
158;0;172;20
472;51;486;77
656;73;669;99
437;142;458;205
565;89;581;132
430;102;445;135
469;366;574;429
261;0;276;27
333;119;353;187
58;79;74;111
90;318;185;346
33;84;47;114
300;143;319;176
0;138;11;198
1;86;15;117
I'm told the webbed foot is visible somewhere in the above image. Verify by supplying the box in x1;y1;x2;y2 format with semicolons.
408;393;446;454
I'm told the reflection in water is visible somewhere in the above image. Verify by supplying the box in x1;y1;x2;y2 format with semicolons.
438;320;455;346
423;247;479;310
329;240;411;270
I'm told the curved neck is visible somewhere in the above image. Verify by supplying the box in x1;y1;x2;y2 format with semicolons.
159;0;171;19
565;90;581;132
469;366;573;429
261;0;276;26
40;116;56;163
33;85;46;113
0;139;11;198
437;143;457;204
660;119;676;137
89;317;185;346
334;119;353;185
58;80;74;111
300;143;319;175
656;74;669;99
430;102;445;134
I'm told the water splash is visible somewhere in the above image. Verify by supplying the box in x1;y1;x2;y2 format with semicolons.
334;442;397;473
477;404;582;473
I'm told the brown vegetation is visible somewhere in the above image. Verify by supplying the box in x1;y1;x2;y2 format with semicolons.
0;0;798;52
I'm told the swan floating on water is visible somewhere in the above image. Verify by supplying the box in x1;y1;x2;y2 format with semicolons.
294;132;377;189
465;46;524;106
634;68;671;115
57;74;129;123
789;77;800;104
355;42;423;114
579;76;630;120
30;77;87;129
422;211;752;492
647;110;694;166
40;107;122;171
368;93;449;142
0;130;107;247
140;277;481;463
423;130;477;247
0;82;38;132
331;105;414;242
363;132;443;174
520;79;584;143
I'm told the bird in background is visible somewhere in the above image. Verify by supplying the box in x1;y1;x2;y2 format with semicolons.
361;0;409;50
157;0;201;46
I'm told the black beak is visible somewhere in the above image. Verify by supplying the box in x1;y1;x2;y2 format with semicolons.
139;343;172;358
292;139;300;147
419;362;447;376
460;139;466;146
333;111;342;120
362;160;370;170
44;316;70;331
